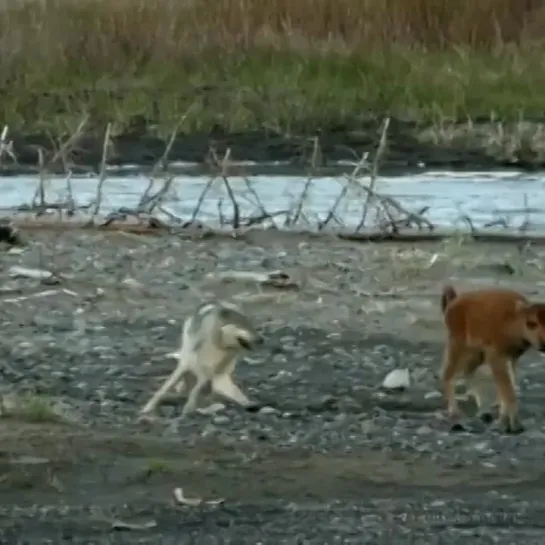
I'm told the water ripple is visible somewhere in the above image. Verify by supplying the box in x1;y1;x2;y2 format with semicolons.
0;170;543;231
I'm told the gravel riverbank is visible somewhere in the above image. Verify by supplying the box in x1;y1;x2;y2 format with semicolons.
2;229;545;543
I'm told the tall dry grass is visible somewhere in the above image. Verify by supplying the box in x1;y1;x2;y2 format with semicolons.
1;0;545;135
0;0;543;83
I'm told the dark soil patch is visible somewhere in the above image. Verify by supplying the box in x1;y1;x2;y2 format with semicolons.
1;119;539;177
2;420;545;544
1;421;536;506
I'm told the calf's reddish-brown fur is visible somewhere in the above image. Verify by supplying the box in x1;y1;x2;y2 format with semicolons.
440;285;545;434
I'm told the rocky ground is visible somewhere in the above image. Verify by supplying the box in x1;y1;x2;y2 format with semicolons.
2;229;545;543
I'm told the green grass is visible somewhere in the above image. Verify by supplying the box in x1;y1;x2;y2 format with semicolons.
145;458;174;475
4;48;545;139
2;0;545;138
0;393;64;423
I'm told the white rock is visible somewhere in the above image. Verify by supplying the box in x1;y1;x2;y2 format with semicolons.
381;368;410;390
416;425;433;435
8;266;53;280
121;276;144;290
360;419;377;434
196;402;225;415
0;392;19;412
258;406;278;415
7;248;25;255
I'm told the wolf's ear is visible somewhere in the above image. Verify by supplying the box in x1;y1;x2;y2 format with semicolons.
218;303;246;323
515;300;529;313
218;306;237;322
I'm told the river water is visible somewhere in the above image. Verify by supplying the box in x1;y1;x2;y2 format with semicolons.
0;169;543;231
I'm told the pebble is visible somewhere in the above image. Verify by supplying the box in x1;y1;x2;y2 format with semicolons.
416;425;433;435
197;403;226;415
361;420;377;434
382;369;411;390
258;406;279;415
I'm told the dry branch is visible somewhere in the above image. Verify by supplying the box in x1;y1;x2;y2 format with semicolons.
49;116;89;167
137;111;193;213
91;122;112;218
8;266;54;281
358;117;390;231
31;148;47;212
0;288;78;304
2;116;537;243
110;520;157;531
205;269;299;289
0;126;16;165
172;487;224;507
5;217;545;246
291;136;322;227
208;147;241;228
6;115;424;234
18;118;96;218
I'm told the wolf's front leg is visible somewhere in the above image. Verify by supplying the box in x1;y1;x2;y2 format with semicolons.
211;373;259;410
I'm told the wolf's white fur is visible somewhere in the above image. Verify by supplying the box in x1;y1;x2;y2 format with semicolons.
140;301;263;417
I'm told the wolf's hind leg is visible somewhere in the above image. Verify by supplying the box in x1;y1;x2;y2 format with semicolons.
181;374;209;416
140;357;190;415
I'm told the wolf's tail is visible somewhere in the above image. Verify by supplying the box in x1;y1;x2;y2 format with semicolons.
441;285;457;314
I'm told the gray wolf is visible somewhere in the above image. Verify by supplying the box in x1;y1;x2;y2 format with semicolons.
440;284;545;434
140;300;264;417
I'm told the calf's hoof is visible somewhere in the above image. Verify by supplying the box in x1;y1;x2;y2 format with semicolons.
500;414;525;435
450;422;467;433
478;411;495;425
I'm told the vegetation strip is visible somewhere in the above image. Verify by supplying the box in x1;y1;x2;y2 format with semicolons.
1;0;545;168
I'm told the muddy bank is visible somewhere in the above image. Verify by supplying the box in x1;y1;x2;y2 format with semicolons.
2;421;545;544
2;118;543;177
2;230;545;543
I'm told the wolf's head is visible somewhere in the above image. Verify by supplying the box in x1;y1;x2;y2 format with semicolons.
217;302;264;351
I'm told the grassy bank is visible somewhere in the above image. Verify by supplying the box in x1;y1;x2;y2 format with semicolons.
2;0;545;138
